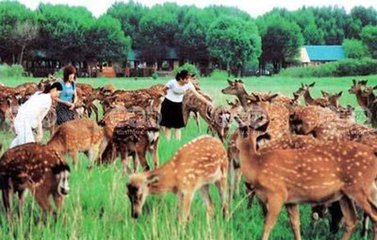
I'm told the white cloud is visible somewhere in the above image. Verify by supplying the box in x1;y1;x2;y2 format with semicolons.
19;0;377;17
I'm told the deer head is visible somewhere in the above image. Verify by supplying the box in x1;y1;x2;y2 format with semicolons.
221;79;246;95
348;79;368;94
126;173;159;218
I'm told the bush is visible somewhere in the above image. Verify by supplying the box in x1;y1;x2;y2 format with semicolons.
279;58;377;78
151;72;159;80
0;64;25;78
174;63;199;77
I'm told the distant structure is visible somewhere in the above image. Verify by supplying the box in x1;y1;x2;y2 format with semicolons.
299;45;345;66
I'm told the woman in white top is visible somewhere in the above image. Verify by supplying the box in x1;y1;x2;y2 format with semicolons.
10;83;61;148
160;70;195;141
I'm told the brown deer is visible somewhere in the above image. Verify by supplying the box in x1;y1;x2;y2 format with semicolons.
294;82;330;107
0;143;70;218
221;79;253;110
361;85;377;127
321;91;343;108
46;118;106;166
235;110;377;240
112;106;160;174
126;136;228;222
348;79;370;121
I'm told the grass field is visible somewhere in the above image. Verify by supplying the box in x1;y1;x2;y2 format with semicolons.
1;74;377;239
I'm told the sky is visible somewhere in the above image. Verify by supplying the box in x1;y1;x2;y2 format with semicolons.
18;0;377;17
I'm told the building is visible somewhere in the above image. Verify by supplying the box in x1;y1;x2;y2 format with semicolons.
299;45;346;66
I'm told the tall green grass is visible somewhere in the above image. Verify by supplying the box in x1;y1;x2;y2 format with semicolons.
0;75;377;239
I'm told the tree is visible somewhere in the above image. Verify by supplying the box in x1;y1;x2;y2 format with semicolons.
176;7;215;63
207;16;261;76
0;1;37;64
343;39;370;58
106;1;147;49
86;16;131;62
361;25;377;58
258;16;303;72
138;3;180;63
11;21;39;64
37;4;94;63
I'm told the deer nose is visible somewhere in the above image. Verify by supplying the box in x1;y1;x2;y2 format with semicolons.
60;187;69;195
132;212;139;219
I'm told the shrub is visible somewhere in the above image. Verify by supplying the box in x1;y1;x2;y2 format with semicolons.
151;72;159;80
279;58;377;78
174;63;199;77
0;64;25;78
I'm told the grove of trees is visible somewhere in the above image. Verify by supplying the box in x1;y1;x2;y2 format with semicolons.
0;1;377;76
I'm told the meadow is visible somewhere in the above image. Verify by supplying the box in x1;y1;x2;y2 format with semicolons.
1;73;377;240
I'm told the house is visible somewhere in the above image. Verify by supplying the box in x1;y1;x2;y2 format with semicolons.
299;45;346;66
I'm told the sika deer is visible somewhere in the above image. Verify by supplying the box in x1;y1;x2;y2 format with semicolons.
235;111;377;240
0;143;70;218
47;118;106;166
126;136;228;222
294;82;330;107
349;79;370;122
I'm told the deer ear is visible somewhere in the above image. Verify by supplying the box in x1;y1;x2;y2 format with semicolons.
337;91;343;97
352;79;356;85
227;79;233;85
300;83;304;87
373;86;377;90
309;82;315;87
146;174;160;186
360;80;368;85
266;94;279;103
238;79;244;84
321;91;329;97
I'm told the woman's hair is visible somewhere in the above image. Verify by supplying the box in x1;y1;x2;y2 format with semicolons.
175;70;189;81
63;64;77;82
42;82;63;94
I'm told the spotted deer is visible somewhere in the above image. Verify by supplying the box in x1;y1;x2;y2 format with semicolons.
221;79;253;110
126;136;228;222
321;91;343;108
0;143;70;218
348;79;370;121
361;85;377;127
294;82;330;107
235;110;377;240
112;105;160;174
46;118;106;166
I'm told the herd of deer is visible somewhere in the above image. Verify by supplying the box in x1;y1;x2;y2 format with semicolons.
1;76;377;239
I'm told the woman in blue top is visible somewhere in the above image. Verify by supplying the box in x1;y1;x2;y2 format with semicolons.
55;64;78;125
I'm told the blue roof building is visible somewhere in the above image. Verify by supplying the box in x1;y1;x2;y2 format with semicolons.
299;45;346;65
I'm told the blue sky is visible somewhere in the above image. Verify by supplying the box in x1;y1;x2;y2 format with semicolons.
19;0;377;17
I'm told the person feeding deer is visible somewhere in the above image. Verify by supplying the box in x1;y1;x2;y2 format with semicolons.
160;70;196;141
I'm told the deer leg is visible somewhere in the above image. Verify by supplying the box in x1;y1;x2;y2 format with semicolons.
199;185;214;218
339;197;357;240
262;194;284;240
120;145;131;175
286;204;301;240
179;190;194;223
245;182;255;209
216;176;229;218
69;150;79;166
151;137;159;168
34;189;51;214
136;147;149;171
2;188;13;219
17;189;27;220
53;193;64;212
328;202;343;234
228;159;236;205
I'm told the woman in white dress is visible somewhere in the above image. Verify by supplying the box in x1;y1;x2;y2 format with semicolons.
160;70;195;141
10;83;61;148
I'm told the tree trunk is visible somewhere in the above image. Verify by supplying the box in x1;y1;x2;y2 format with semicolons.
19;45;26;66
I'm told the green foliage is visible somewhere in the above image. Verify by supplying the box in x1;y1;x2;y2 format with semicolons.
151;72;158;80
87;16;131;61
207;16;261;75
361;25;377;58
257;15;303;72
174;63;200;77
342;39;370;58
0;64;25;77
279;58;377;77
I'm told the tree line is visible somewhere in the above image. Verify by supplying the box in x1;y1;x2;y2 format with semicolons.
0;1;376;75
